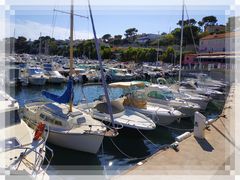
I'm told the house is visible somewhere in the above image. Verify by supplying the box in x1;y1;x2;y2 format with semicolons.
199;32;240;53
204;25;225;33
136;33;160;44
183;31;240;69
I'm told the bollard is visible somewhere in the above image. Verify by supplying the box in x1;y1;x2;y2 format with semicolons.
194;111;207;139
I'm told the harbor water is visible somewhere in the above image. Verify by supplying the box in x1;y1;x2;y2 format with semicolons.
10;83;225;176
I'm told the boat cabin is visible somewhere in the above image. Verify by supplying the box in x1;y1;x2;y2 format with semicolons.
39;103;86;128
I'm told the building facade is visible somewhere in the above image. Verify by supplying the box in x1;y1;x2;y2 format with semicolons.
199;32;240;53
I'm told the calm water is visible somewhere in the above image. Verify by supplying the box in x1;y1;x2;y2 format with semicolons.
10;83;225;176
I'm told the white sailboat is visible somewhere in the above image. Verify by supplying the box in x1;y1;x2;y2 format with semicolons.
22;0;117;154
76;2;156;130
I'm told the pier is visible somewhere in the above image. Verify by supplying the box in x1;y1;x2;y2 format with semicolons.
113;84;239;179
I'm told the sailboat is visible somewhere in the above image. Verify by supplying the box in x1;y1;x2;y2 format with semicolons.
76;1;156;130
22;0;117;154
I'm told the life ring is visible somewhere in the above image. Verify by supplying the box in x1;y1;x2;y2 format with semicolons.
33;122;45;141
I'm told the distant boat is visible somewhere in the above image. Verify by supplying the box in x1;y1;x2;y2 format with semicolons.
46;70;66;84
107;67;135;81
27;67;48;85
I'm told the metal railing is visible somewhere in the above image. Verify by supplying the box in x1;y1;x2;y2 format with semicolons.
19;116;54;176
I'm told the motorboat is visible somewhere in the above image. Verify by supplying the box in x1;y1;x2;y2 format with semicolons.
107;68;135;81
46;71;66;84
144;83;201;117
108;82;183;125
186;73;227;91
177;81;224;99
147;84;211;110
86;69;99;82
27;67;48;86
0;91;53;177
77;97;156;130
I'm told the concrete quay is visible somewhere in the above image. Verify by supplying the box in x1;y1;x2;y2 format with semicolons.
113;84;239;180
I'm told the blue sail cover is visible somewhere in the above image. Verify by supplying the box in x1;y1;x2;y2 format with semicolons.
42;78;74;104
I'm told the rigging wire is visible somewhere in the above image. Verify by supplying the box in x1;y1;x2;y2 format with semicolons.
51;7;57;38
184;4;203;72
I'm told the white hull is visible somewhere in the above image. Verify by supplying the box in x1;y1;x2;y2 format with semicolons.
176;106;198;117
91;109;156;130
47;77;65;84
111;75;134;81
187;99;209;110
29;77;47;85
125;106;181;126
48;130;104;154
148;98;200;117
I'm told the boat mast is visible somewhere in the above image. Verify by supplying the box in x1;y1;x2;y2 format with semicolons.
69;0;74;112
88;0;115;127
178;0;184;82
12;28;15;55
156;31;160;66
39;32;42;55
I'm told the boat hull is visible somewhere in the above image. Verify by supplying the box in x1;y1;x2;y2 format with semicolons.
126;107;181;126
91;109;156;130
187;99;209;110
47;77;65;84
28;77;47;85
48;130;104;154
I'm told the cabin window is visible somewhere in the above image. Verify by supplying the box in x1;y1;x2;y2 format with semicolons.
40;113;46;119
54;120;62;126
183;84;195;89
77;117;86;124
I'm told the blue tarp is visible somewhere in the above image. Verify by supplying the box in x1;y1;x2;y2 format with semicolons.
42;78;73;104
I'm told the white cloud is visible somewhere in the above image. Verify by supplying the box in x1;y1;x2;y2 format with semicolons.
9;20;93;40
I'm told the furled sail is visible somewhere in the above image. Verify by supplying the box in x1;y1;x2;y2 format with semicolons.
42;78;73;104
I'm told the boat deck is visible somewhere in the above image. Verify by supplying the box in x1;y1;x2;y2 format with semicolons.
0;121;46;175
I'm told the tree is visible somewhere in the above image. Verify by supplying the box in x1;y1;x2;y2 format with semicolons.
102;34;112;43
15;36;30;54
198;16;218;31
171;24;200;45
124;28;138;43
113;35;122;45
100;46;112;59
161;46;175;63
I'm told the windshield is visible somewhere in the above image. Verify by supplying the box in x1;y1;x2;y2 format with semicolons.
28;69;44;75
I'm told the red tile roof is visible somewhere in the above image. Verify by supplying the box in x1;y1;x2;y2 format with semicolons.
200;31;240;40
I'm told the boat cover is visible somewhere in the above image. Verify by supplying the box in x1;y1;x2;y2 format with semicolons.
42;78;73;104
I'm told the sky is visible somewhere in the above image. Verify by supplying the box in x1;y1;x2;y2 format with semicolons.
4;1;235;40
